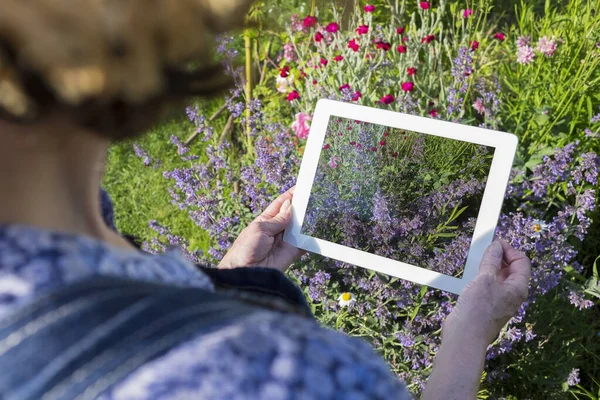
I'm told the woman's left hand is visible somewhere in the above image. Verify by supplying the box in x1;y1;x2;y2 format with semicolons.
218;187;302;272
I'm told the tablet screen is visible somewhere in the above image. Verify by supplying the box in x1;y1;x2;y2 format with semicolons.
301;115;495;279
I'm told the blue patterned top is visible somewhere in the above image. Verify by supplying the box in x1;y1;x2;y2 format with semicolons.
0;224;411;399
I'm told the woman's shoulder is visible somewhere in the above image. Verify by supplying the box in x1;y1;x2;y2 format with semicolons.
106;310;412;400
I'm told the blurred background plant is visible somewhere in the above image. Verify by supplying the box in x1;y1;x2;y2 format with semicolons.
104;0;600;398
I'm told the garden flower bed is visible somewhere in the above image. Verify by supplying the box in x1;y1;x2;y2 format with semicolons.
105;0;600;397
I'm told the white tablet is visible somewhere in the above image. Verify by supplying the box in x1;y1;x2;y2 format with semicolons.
283;99;518;294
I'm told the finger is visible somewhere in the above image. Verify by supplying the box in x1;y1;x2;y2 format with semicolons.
256;187;295;221
498;239;532;285
258;199;292;236
478;240;504;276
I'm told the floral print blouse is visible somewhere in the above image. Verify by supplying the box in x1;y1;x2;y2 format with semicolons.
0;223;411;399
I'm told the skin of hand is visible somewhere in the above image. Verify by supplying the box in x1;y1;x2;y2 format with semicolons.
218;187;302;272
422;239;531;400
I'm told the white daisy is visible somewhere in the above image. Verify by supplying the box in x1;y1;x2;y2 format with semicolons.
338;292;356;307
529;219;548;238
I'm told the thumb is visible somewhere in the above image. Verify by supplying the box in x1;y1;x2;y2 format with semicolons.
258;199;292;236
478;240;504;276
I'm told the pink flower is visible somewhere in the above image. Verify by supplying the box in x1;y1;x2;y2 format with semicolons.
463;9;473;18
356;144;362;149
516;45;535;64
419;1;431;10
303;16;318;28
351;91;362;101
286;91;300;101
383;131;389;137
537;36;557;57
339;83;351;91
494;32;506;41
279;66;290;77
314;32;324;42
320;58;328;66
516;36;530;48
422;34;436;44
356;25;369;35
334;55;344;62
312;79;317;85
328;156;339;168
322;143;331;150
401;82;415;92
381;94;395;104
276;75;293;93
397;45;407;53
326;22;340;33
380;140;386;146
472;98;485;114
364;4;376;12
396;26;405;34
403;36;409;42
429;109;438;117
291;113;312;139
370;146;377;152
407;67;417;76
376;41;391;51
470;40;479;51
348;39;360;52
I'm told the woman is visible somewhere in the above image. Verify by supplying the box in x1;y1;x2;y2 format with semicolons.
0;1;531;399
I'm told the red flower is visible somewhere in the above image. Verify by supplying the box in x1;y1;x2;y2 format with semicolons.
370;146;377;152
419;1;431;10
303;16;318;28
320;58;328;66
351;91;362;101
392;152;399;158
470;40;479;51
355;120;361;124
463;9;473;18
407;67;417;76
334;55;344;62
299;70;307;79
384;131;389;137
381;94;395;104
380;140;386;146
376;41;391;51
428;101;435;107
326;22;340;33
429;109;438;117
350;141;356;146
494;32;506;41
401;82;415;92
422;34;436;44
356;25;369;35
356;144;362;149
312;79;317;85
396;26;405;34
314;32;324;42
279;66;290;77
323;143;331;150
286;91;300;101
364;4;376;12
397;45;407;53
348;39;360;52
339;83;351;91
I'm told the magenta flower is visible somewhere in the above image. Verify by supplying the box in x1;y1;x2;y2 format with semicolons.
383;131;389;137
396;26;405;34
351;91;362;101
334;55;344;62
472;98;485;114
380;140;386;146
381;94;395;104
326;22;340;33
537;36;557;57
392;152;399;158
419;1;431;10
286;91;300;101
376;41;391;51
516;45;535;64
356;24;369;35
279;66;290;77
429;109;438;117
291;113;312;139
463;9;473;18
348;39;360;52
422;34;435;44
350;141;356;146
401;82;415;92
364;4;376;12
494;32;506;41
407;67;417;76
322;143;331;150
303;15;318;28
397;45;407;53
314;32;324;42
370;146;377;152
328;156;339;169
516;35;530;48
470;40;479;51
339;83;351;91
320;58;328;66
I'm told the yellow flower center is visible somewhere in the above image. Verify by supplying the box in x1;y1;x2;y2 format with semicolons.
532;223;542;232
341;293;352;301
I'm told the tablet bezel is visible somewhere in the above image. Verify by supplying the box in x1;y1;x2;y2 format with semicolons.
283;99;518;294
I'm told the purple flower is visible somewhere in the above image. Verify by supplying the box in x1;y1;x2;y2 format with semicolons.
567;368;580;386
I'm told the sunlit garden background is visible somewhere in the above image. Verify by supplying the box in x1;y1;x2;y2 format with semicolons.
104;0;600;398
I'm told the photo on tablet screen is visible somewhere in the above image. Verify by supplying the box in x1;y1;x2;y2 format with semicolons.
301;115;495;279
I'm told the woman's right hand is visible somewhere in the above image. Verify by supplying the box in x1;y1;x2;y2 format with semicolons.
443;239;531;345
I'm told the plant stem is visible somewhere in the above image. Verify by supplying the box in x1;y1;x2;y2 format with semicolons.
244;31;254;156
